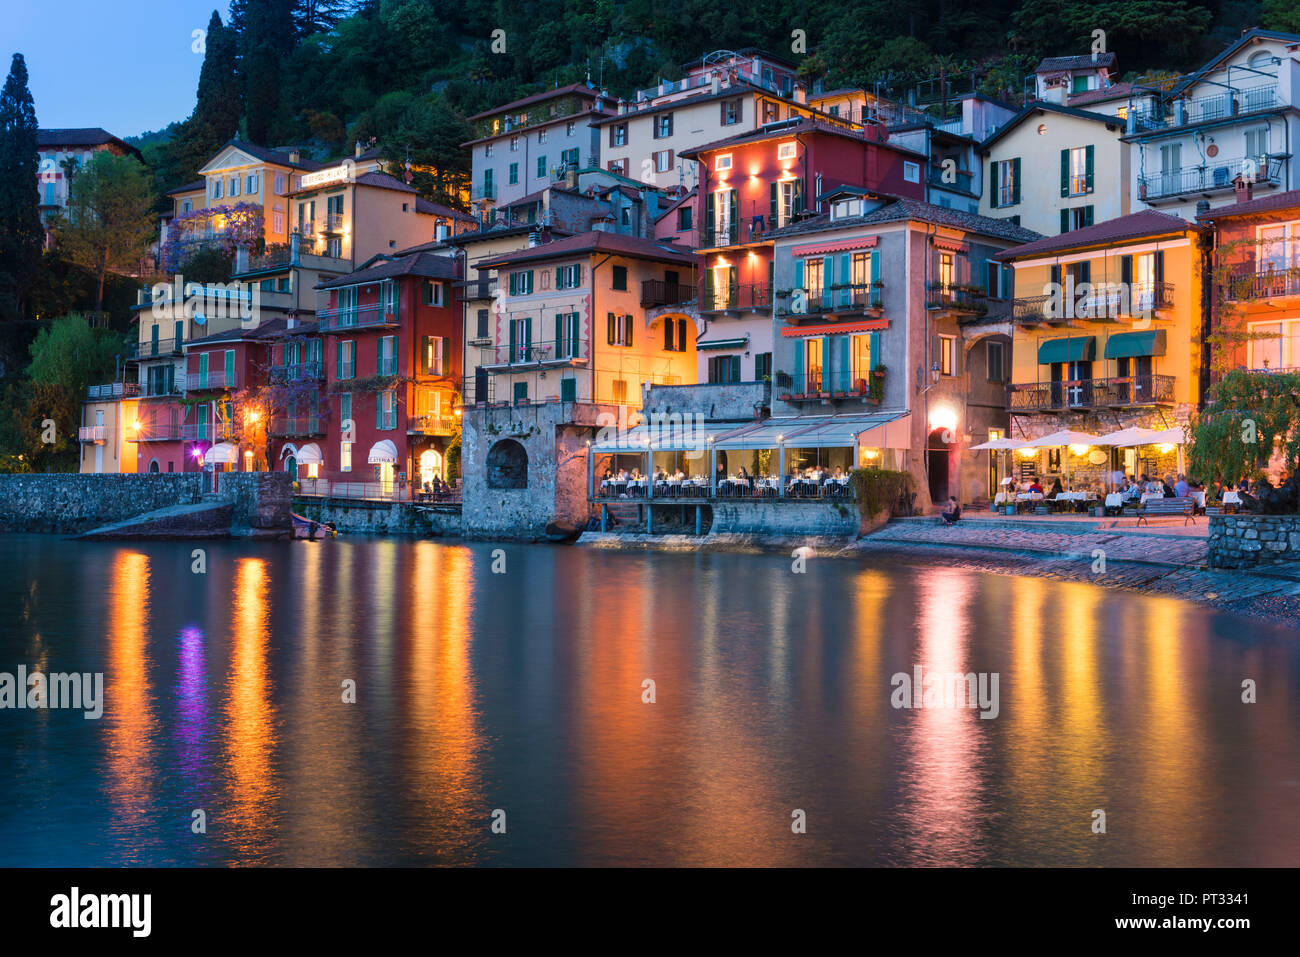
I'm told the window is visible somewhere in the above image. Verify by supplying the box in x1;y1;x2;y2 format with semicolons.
275;173;285;194
1061;205;1095;232
612;265;627;291
377;335;398;376
326;237;342;257
777;142;797;161
1063;145;1093;196
677;206;692;231
212;179;223;199
655;114;674;139
903;161;921;183
1246;127;1269;165
707;355;741;383
762;101;779;123
537;155;547;178
557;312;581;358
508;162;518;184
422;280;444;306
805;257;824;301
987;340;1006;382
181;199;192;214
620;207;631;226
937;335;956;376
483;169;493;195
610;123;628;147
606;312;634;346
774;179;802;227
566;121;576;136
663;317;689;352
985;261;1004;298
653;149;673;174
246;173;258;194
994;158;1020;207
715;153;733;172
537;129;547;144
803;337;823;390
377;389;397;430
508;270;534;295
422;336;446;375
611;379;628;403
721;98;742;125
561;147;579;168
476;308;489;339
273;209;285;233
513;381;529;403
607;159;628;176
754;352;772;381
509;136;519;152
229;176;239;196
850;335;872;384
556;264;582;290
337;340;356;379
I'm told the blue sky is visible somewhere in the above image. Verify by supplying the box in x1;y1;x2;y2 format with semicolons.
4;0;228;138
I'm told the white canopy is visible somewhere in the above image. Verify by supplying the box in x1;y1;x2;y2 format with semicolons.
1094;427;1163;447
296;442;323;465
207;442;239;464
1148;427;1187;445
970;437;1027;451
1025;429;1102;448
368;439;398;464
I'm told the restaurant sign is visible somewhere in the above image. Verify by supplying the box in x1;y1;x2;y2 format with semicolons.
300;159;355;188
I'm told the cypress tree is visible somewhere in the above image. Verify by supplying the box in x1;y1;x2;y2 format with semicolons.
0;53;43;322
241;0;297;144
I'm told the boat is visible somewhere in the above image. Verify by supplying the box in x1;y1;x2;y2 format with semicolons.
292;512;337;539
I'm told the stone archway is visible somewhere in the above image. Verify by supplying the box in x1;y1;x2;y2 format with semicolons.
486;439;529;489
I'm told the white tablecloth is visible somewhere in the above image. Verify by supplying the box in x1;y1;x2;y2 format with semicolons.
1223;491;1241;505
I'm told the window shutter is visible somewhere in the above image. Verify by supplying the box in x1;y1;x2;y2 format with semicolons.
556;266;563;289
1080;261;1091;285
837;335;850;391
870;249;881;290
678;319;687;352
1154;250;1165;283
728;190;738;241
1060;208;1070;234
955;338;964;377
667;114;673;136
706;191;715;240
730;355;740;382
822;256;833;309
375;392;383;430
986;160;992;202
1011;158;1021;204
793;179;804;212
335;341;342;378
770;182;778;226
556;313;564;355
794;257;805;292
523;316;532;348
607;312;615;345
624;314;633;347
792;338;805;390
508;272;517;295
1050;264;1062;287
1084;205;1094;227
664;316;673;350
869;331;881;370
1120;255;1133;286
509;319;518;358
986;261;998;297
224;350;234;384
1085;144;1094;192
1060;149;1069;197
838;253;850;304
819;336;831;389
721;100;728;124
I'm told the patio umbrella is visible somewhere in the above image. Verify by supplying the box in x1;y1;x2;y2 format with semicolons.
1025;430;1102;490
1149;427;1188;474
970;438;1026;495
1094;426;1162;447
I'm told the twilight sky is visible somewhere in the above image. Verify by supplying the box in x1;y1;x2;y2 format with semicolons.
4;0;228;138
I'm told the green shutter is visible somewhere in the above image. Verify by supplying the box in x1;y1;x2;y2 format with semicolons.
524;316;532;348
838;253;850;305
556;313;564;355
509;319;517;358
570;313;580;357
728;189;737;241
869;331;881;370
820;336;831;390
706;192;715;242
836;335;850;391
1060;208;1070;234
1120;255;1133;286
822;257;833;309
376;392;383;429
985;160;991;203
793;179;803;212
1011;157;1021;205
1085;144;1094;192
770;181;778;227
199;352;208;388
1154;250;1165;283
556;267;563;289
561;377;576;402
224;350;234;385
1060;149;1069;197
794;258;805;296
1084;205;1094;227
625;314;633;347
792;338;805;391
335;341;342;379
508;272;516;295
607;312;615;344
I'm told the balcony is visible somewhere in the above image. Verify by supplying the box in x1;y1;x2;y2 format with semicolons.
776;367;885;403
1225;266;1300;303
269;416;325;437
700;218;777;248
185;370;238;391
270;360;325;382
1014;282;1175;324
1129;85;1279;133
133;422;185;441
78;426;106;444
316;303;400;332
1008;374;1177;412
142;378;182;398
132;338;182;359
1139;156;1284;201
456;276;497;300
927;283;987;315
408;414;458;436
699;281;772;314
777;283;885;321
293;222;315;239
641;279;696;308
87;382;141;400
322;212;345;234
481;336;591;369
472;184;496;201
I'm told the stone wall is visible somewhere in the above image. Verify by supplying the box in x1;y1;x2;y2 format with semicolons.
1208;514;1300;569
641;381;770;422
216;472;292;531
0;473;203;533
293;498;462;537
709;501;861;537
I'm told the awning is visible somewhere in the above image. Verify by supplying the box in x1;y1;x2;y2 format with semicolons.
367;439;398;464
1094;427;1162;447
780;318;889;338
710;421;789;450
296;442;323;465
1037;336;1096;364
781;411;908;448
1105;329;1167;359
1025;429;1102;448
591;424;656;453
790;236;878;257
970;437;1029;451
207;442;238;464
695;337;748;352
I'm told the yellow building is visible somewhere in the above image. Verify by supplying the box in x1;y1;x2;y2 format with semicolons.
996;209;1205;484
78;386;139;473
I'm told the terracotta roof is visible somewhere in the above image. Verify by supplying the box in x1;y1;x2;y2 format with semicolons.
185;318;315;347
1067;82;1133;106
414;197;476;220
475;230;696;268
979;101;1123;151
467;83;606;121
215;140;323;170
766;197;1043;245
680;115;925;160
1035;53;1117;73
995;210;1195;260
317;250;458;288
166;179;206;195
1196;189;1300;221
38;127;141;159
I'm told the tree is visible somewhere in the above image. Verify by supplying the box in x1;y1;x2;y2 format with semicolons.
167;10;241;180
242;0;298;143
54;152;157;312
1188;369;1300;490
0;53;43;322
26;313;124;404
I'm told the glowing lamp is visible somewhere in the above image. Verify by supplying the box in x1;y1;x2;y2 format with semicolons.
131;421;141;431
928;406;958;433
863;448;880;460
1069;444;1090;456
1158;443;1175;453
1019;448;1036;458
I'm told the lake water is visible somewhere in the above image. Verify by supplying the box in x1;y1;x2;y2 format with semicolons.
1;534;1297;867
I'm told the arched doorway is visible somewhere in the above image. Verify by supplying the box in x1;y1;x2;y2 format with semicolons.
148;458;160;474
280;443;298;480
419;449;443;488
927;428;951;505
486;439;528;488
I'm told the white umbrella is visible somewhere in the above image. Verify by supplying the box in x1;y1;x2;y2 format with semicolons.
1094;426;1162;447
1148;427;1187;445
970;438;1026;495
1025;430;1101;490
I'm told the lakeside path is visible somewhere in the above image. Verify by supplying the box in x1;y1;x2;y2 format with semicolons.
854;514;1300;629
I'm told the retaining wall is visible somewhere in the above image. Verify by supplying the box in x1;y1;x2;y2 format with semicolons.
1208;514;1300;569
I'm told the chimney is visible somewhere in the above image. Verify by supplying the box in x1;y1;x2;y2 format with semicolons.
711;73;721;96
355;141;364;158
287;315;296;330
617;98;627;115
528;230;541;247
288;148;301;164
1234;175;1253;203
1196;199;1211;217
289;230;301;265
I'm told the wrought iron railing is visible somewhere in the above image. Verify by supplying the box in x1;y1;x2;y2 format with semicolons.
1224;266;1300;302
699;281;772;312
641;279;696;307
1007;374;1176;411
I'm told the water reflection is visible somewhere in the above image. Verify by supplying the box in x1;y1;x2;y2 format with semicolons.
1;537;1298;867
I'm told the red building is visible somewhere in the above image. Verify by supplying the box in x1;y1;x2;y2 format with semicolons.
677;117;927;386
313;249;463;497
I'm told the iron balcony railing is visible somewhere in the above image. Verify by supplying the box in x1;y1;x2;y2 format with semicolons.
484;335;591;367
322;212;345;233
641;279;696;307
1007;374;1177;411
296;480;463;504
87;382;141;400
408;414;458;435
269;416;325;437
132;338;182;359
1014;282;1175;321
1225;266;1300;302
776;367;885;400
1139;156;1283;200
700;216;794;248
778;283;883;316
473;184;496;201
456;276;497;300
185;370;237;391
142;377;182;397
271;360;325;382
927;283;988;313
700;281;772;312
78;425;105;443
1130;85;1278;132
180;423;233;442
595;477;857;502
316;302;400;332
133;421;186;441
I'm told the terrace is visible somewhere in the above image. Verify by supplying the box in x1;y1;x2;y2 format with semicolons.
778;283;885;320
478;336;592;371
316;302;400;333
1139;156;1285;202
296;478;462;505
87;382;141;400
1225;266;1300;302
926;283;987;315
699;281;772;314
269;416;326;437
1007;374;1177;412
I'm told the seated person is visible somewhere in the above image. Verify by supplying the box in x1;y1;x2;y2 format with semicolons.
1174;474;1189;498
1049;478;1065;497
1028;480;1044;495
941;496;962;526
833;466;845;480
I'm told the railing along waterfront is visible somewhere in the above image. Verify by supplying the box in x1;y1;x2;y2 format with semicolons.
594;478;857;502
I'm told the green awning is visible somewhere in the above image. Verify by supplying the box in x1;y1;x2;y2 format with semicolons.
1037;336;1097;364
1104;329;1167;359
696;337;748;352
